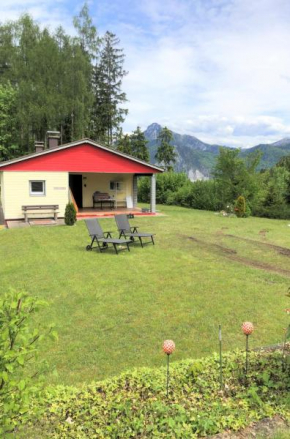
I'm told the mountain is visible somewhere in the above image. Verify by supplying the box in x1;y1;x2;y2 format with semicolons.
144;123;290;180
240;138;290;170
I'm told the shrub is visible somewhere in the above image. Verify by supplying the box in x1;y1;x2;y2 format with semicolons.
235;195;246;217
27;350;290;438
64;202;77;225
0;290;57;435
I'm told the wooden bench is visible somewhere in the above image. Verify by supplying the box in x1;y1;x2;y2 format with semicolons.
22;205;59;222
92;192;114;210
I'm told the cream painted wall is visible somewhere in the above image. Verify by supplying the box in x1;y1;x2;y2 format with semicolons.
3;171;69;219
81;173;133;208
0;172;5;213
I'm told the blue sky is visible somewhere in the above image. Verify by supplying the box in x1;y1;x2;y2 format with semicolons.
1;0;290;147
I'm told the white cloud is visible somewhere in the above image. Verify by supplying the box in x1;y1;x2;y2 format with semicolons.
1;0;290;147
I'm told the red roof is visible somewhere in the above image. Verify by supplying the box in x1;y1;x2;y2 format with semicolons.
0;139;163;174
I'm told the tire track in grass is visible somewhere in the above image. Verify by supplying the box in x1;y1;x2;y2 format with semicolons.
224;234;290;257
187;236;290;278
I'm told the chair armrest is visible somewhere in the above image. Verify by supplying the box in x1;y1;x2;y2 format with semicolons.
104;231;113;238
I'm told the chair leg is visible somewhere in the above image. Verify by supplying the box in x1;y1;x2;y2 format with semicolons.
96;239;103;253
126;242;130;252
113;243;118;254
139;237;143;248
151;236;155;245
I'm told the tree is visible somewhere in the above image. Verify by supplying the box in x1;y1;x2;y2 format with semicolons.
0;82;18;160
213;147;261;208
155;126;176;171
91;31;128;145
73;2;99;59
130;126;149;161
276;154;290;203
116;131;132;155
262;167;289;209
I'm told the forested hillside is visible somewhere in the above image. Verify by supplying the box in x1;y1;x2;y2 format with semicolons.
0;5;128;160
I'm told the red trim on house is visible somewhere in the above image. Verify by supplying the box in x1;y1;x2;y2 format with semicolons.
0;143;162;174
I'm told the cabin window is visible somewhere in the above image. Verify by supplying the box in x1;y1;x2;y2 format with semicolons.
29;180;46;196
109;181;122;191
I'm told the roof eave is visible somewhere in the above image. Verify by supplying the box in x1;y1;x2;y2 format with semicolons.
0;138;164;173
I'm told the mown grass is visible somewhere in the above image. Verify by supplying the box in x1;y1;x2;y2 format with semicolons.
0;205;289;386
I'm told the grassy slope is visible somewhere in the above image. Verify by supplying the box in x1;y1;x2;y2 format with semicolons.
0;205;289;386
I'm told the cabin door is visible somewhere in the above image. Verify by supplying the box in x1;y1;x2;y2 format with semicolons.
69;174;83;208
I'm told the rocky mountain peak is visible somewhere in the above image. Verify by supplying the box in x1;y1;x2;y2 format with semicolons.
144;123;162;140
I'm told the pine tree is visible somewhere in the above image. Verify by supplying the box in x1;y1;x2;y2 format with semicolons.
91;31;128;145
131;126;149;162
155;126;176;171
116;131;132;155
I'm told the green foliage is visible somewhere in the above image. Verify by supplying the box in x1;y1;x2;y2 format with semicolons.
64;202;77;226
116;126;149;161
140;146;290;220
235;195;246;218
91;31;128;145
138;172;189;204
0;82;18;161
130;126;149;161
27;350;290;438
138;173;223;211
170;179;222;211
0;290;56;435
155;126;177;171
0;6;128;157
254;167;290;219
116;132;132;155
213;147;261;209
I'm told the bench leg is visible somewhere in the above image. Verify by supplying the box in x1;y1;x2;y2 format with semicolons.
54;213;58;221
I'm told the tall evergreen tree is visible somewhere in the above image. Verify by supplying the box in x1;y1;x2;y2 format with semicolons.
91;31;128;145
130;126;149;161
116;131;132;155
155;126;176;171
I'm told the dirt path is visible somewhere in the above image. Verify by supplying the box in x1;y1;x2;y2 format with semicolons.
188;236;290;278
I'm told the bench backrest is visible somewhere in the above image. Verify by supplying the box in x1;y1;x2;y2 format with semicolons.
85;218;104;238
93;192;111;201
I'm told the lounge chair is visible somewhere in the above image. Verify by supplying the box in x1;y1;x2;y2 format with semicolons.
85;218;131;254
114;214;155;247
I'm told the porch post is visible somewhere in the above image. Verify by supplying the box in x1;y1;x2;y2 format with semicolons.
133;175;138;208
150;174;156;213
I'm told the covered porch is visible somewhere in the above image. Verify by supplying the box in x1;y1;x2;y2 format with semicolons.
69;172;157;214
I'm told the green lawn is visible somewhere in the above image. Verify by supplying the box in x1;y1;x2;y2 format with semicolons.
0;205;289;386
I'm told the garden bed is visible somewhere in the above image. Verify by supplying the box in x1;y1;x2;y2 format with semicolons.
25;349;290;438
